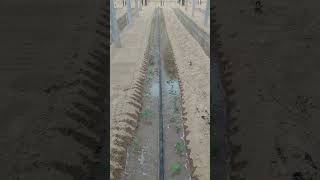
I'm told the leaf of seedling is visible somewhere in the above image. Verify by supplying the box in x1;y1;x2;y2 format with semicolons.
139;108;152;120
144;90;151;97
145;68;153;84
174;105;179;113
171;113;179;122
170;116;176;122
175;140;185;155
133;137;140;152
175;125;181;133
170;162;181;175
169;89;176;95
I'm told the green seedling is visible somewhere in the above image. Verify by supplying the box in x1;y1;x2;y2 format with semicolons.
147;67;153;75
174;105;179;113
167;79;173;84
175;125;181;133
139;108;153;120
175;140;186;155
145;68;153;85
168;89;177;95
171;113;181;123
147;67;153;76
170;116;177;122
144;89;151;97
172;96;180;113
170;162;181;175
133;137;140;152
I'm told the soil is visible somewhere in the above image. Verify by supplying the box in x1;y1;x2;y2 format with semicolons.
163;6;210;180
215;0;320;179
123;7;191;180
0;0;107;179
123;9;161;180
110;5;155;180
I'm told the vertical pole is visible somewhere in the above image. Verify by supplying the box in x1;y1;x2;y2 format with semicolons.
126;0;133;24
110;0;121;47
204;0;209;26
192;0;195;16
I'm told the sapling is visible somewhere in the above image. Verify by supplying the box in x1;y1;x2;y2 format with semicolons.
175;140;186;155
139;108;152;120
175;125;181;133
170;162;181;175
133;136;140;152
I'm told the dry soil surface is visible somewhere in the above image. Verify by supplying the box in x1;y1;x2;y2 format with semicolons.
215;0;320;179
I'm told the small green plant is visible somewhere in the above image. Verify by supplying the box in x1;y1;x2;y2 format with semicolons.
168;89;177;95
144;89;151;97
173;96;179;113
147;67;153;75
145;67;153;84
175;140;186;155
173;105;179;113
170;162;181;175
133;137;140;152
171;113;180;123
139;108;152;120
170;116;176;122
175;125;181;133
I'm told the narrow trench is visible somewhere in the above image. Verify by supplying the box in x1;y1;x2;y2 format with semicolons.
123;7;191;180
174;6;231;179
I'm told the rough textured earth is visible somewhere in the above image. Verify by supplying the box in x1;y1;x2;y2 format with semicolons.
0;0;107;179
215;0;320;179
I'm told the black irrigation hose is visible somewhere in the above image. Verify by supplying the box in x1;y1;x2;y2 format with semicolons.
156;7;165;180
